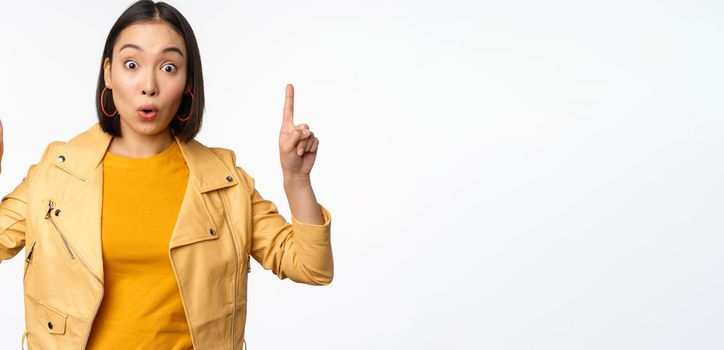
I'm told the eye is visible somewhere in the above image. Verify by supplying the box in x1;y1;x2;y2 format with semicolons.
123;59;138;70
162;63;177;73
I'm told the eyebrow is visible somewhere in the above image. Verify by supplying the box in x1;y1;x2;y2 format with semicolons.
118;43;185;57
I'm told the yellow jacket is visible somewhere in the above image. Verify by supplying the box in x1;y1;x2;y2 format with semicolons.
0;122;334;349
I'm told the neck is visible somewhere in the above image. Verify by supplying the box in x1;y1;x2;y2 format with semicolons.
107;125;175;158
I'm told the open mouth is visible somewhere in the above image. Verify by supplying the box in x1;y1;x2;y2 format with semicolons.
138;105;158;120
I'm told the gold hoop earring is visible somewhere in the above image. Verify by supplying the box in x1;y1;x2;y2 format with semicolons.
175;88;195;122
100;86;118;117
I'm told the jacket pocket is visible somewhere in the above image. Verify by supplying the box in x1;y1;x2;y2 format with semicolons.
37;301;68;335
23;241;37;281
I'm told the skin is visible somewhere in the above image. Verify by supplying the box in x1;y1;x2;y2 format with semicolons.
0;21;323;224
103;21;187;158
0;119;3;174
280;84;324;225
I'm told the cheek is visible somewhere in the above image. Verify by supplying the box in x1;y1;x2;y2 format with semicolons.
167;81;186;96
164;74;188;105
110;68;135;103
169;70;187;92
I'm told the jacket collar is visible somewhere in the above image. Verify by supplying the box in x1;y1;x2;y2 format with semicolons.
52;122;238;192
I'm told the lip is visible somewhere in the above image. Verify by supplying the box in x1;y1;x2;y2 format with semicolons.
138;110;157;121
137;104;158;112
137;104;158;121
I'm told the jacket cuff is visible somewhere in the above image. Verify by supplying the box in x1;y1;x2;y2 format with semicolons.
291;204;331;235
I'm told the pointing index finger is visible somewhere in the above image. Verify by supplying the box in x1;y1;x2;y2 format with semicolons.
283;83;294;125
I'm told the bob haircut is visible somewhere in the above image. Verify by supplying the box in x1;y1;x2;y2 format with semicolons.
95;0;204;143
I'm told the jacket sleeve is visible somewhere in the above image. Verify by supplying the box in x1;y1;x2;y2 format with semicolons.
0;175;29;263
235;166;334;286
0;143;53;264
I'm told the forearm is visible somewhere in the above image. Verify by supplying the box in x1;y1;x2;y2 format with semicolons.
283;174;324;225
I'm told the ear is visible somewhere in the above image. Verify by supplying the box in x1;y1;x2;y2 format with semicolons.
103;57;112;88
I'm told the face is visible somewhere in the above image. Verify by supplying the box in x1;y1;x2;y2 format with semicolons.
103;21;188;139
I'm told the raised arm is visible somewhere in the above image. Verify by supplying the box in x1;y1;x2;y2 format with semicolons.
0;176;29;263
278;83;324;224
0;120;28;263
241;83;334;285
0;127;54;263
238;166;333;286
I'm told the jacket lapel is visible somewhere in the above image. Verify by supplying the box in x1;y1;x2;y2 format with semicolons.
47;122;238;283
171;131;240;249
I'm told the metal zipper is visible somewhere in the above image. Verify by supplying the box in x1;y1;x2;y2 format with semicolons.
46;201;75;260
44;199;104;349
23;241;37;280
219;192;239;349
45;200;75;260
45;199;101;283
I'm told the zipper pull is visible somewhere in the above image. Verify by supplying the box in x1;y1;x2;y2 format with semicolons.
45;200;55;219
247;253;251;273
26;242;36;263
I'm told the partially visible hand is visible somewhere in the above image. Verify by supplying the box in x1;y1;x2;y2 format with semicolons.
0;119;4;174
278;84;319;178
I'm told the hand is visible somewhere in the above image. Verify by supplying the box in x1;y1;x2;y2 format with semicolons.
279;84;319;178
0;119;4;174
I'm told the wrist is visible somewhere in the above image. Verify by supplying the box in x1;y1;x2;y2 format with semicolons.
283;173;312;189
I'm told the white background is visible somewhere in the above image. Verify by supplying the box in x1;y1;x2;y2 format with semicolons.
1;0;723;349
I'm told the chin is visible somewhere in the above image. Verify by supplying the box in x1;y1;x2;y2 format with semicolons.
121;115;172;136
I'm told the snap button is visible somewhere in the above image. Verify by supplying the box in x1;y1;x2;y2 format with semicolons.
226;176;233;182
38;300;67;335
54;209;61;216
57;155;65;163
209;228;216;236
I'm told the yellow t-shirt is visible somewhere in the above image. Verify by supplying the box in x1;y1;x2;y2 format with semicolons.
87;140;193;350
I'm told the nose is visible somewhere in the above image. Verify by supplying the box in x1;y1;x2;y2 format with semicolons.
141;70;158;96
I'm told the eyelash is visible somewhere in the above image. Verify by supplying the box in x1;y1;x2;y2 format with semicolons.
123;59;177;73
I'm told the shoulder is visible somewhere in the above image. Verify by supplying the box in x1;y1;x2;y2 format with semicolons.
20;140;66;184
207;146;236;166
37;141;66;163
204;145;256;190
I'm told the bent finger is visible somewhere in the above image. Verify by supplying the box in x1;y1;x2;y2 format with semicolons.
309;137;320;153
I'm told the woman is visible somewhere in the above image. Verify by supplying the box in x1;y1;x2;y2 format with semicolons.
0;1;334;349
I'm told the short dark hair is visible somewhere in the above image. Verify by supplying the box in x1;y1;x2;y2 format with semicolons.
95;0;204;143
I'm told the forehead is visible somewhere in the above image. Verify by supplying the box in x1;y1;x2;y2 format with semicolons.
114;21;186;54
